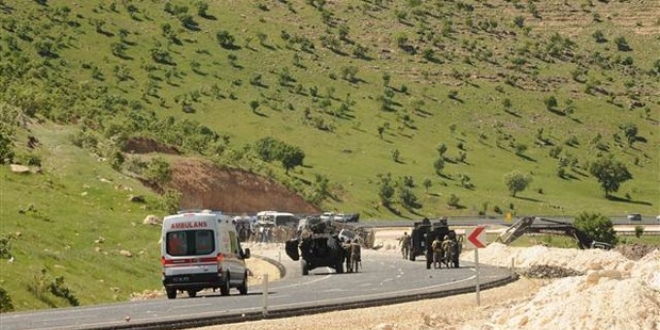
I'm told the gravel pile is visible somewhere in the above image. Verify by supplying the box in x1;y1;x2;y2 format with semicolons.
518;265;585;279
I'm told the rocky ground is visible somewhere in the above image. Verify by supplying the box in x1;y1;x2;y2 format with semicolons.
195;229;660;330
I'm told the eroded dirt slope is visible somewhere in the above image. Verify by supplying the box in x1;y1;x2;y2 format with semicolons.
168;159;320;214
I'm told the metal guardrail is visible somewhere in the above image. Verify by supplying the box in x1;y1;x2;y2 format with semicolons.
87;273;518;330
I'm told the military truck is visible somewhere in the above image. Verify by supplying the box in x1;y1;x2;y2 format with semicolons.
408;218;462;269
285;220;346;275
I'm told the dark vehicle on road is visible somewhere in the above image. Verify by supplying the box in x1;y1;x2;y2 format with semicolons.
409;218;462;269
285;220;346;275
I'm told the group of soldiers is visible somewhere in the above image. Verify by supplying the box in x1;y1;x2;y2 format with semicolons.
431;235;457;269
397;231;456;269
341;238;362;273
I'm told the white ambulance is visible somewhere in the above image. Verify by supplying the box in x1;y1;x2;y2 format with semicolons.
161;212;251;299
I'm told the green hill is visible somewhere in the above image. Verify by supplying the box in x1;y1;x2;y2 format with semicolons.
0;0;658;311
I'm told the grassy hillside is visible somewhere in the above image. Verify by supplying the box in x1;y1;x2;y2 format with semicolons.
0;0;658;311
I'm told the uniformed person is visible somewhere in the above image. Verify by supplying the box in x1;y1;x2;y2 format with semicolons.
441;235;454;268
399;232;411;259
431;237;443;269
350;239;362;273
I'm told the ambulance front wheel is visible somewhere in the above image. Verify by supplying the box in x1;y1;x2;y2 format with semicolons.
166;289;177;299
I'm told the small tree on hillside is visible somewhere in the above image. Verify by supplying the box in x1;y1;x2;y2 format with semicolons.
0;133;15;164
573;212;617;247
216;31;235;49
503;170;532;197
249;100;260;113
588;156;632;197
377;174;395;207
619;122;638;146
423;178;432;193
544;95;558;111
146;157;172;188
280;145;305;174
433;157;445;176
435;143;447;158
398;185;419;210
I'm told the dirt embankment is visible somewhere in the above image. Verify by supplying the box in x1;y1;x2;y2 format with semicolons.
124;137;320;214
168;159;320;214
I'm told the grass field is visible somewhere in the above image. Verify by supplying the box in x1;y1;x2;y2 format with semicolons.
0;0;659;311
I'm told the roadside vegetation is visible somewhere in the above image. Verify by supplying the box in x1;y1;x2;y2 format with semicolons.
0;0;658;311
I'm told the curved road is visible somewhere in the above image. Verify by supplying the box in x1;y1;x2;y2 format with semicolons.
0;251;514;330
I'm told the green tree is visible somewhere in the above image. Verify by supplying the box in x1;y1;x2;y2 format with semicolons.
0;287;13;312
423;178;432;193
614;36;631;51
382;72;391;87
588;157;632;196
145;157;172;188
0;133;14;164
573;212;617;247
162;188;182;214
338;24;349;41
544;95;558;110
391;149;400;163
254;137;281;162
435;143;447;158
378;174;395;207
433;157;445;176
310;174;330;204
592;30;606;43
502;98;512;111
503;170;532;197
619;123;638;146
280;145;305;174
398;185;419;209
249;100;260;113
196;1;209;17
216;30;235;49
377;125;385;139
447;194;460;208
634;225;644;238
514;143;528;156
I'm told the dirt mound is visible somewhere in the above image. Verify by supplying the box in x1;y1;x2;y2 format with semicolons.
519;265;584;279
168;159;320;214
616;244;659;260
123;137;180;154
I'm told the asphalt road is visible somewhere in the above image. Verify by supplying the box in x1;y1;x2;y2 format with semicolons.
0;252;514;330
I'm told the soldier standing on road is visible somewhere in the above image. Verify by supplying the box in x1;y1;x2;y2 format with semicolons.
398;232;411;259
431;237;443;269
342;238;353;273
350;239;362;273
441;235;454;268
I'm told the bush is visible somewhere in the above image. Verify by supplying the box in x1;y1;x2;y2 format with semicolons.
162;189;182;214
634;225;644;238
573;212;617;246
447;194;460;208
0;132;15;164
0;287;13;312
0;234;12;259
145;157;172;187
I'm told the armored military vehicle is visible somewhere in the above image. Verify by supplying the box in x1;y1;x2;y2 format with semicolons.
285;219;346;275
408;218;462;269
